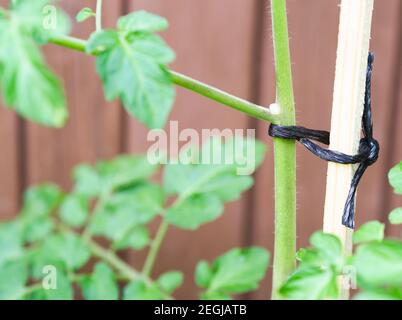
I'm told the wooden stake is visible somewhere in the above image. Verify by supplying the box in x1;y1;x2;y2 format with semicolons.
323;0;374;296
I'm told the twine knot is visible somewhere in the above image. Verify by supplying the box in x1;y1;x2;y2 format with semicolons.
268;53;378;229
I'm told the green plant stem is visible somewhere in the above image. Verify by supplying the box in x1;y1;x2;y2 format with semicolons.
17;283;43;299
84;236;144;281
39;236;171;299
270;0;296;299
17;273;86;299
56;221;142;281
141;190;198;278
170;71;275;122
48;35;278;124
49;35;87;52
96;0;103;31
86;238;174;299
56;221;172;299
142;220;169;277
81;191;110;240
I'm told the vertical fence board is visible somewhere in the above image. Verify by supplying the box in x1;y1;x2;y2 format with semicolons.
380;1;402;237
0;110;21;218
387;68;402;237
0;1;21;219
358;0;402;227
125;0;259;299
386;68;402;237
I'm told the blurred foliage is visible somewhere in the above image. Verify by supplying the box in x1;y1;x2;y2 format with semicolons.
0;136;269;300
0;0;70;127
0;2;175;129
280;161;402;300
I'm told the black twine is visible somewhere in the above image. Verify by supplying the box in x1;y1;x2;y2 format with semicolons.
268;53;379;229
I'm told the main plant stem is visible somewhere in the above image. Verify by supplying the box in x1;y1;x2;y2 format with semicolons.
270;0;296;299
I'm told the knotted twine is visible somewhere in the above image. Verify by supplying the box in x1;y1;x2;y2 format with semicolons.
268;53;379;229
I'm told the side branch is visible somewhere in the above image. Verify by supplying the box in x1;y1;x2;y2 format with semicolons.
48;35;278;123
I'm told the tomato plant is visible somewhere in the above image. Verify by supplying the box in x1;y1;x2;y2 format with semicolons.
0;0;401;300
0;137;270;299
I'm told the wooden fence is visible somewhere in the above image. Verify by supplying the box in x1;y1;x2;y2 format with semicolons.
0;0;401;299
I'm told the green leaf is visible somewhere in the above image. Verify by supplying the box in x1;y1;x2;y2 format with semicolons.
0;221;24;263
165;167;254;203
389;161;402;194
0;259;28;300
0;27;66;126
309;232;342;267
59;194;89;227
19;184;62;243
73;164;102;197
39;233;91;271
281;232;343;300
10;0;71;42
354;288;402;300
0;2;68;126
296;248;323;266
164;137;265;195
29;248;66;280
157;271;183;294
353;221;385;244
195;261;213;288
117;10;169;33
21;184;63;218
74;155;159;197
201;292;231;300
28;270;74;300
80;263;119;300
296;232;343;271
123;280;164;300
389;207;402;225
90;183;164;242
195;247;269;299
98;155;159;190
280;267;338;300
44;275;73;300
353;240;402;287
85;30;118;52
112;225;150;250
166;193;223;230
23;218;54;243
76;7;96;22
21;184;63;243
86;12;175;129
164;137;266;229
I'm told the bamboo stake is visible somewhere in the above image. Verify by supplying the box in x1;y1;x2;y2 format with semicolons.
323;0;374;297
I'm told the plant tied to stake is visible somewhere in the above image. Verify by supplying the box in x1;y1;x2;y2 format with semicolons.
0;0;401;301
268;53;379;229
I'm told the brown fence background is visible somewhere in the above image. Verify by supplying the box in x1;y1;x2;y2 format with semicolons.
0;0;401;299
